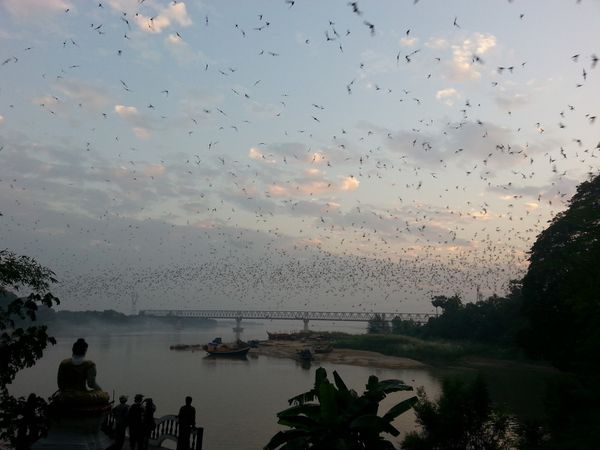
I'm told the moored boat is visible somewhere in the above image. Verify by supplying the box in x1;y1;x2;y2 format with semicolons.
314;344;333;354
203;338;250;356
296;348;313;361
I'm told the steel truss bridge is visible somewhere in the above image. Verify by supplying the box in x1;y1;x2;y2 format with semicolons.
140;309;436;332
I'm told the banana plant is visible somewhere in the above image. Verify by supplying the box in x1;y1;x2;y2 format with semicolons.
265;367;417;450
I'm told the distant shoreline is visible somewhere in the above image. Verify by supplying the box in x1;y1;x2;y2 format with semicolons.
28;308;218;333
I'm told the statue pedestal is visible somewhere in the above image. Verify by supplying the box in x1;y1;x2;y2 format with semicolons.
32;406;113;450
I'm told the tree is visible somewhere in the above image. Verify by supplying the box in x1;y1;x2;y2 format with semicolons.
520;173;600;374
367;313;391;334
390;317;422;336
0;249;60;446
431;295;462;315
402;375;515;450
422;295;465;340
265;367;417;449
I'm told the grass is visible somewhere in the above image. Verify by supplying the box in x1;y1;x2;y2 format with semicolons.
333;333;525;365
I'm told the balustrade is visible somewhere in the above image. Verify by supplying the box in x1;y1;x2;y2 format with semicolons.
104;412;203;449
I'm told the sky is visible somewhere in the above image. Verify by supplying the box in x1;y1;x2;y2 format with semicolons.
1;0;599;314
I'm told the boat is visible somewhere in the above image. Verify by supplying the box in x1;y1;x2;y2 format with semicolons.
314;344;333;354
169;344;204;351
203;338;250;356
267;331;294;341
296;348;313;361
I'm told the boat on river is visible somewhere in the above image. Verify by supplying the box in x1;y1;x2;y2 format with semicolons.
314;344;333;354
203;338;250;356
296;348;313;361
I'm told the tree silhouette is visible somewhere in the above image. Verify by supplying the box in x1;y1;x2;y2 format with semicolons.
520;173;600;373
402;375;515;450
1;250;59;446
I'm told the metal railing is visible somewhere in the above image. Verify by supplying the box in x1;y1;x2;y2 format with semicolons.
140;309;435;323
104;412;203;450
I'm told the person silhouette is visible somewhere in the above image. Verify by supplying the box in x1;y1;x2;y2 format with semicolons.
111;395;129;450
128;394;144;450
176;396;196;450
141;398;156;450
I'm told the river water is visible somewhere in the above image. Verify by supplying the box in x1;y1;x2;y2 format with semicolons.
9;320;553;449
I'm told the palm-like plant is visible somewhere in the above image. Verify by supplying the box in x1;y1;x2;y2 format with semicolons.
265;367;417;450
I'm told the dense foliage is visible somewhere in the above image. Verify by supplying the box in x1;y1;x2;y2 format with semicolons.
0;250;59;446
516;173;600;449
265;367;417;449
421;283;523;346
520;173;600;374
402;375;515;450
375;282;524;350
367;313;391;334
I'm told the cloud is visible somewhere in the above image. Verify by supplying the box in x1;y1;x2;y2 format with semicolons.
400;37;418;47
383;120;536;171
358;49;397;76
487;175;579;202
112;103;164;137
166;2;192;26
249;147;263;159
2;0;70;18
166;33;184;45
267;185;290;197
425;37;449;50
114;104;138;117
340;176;360;191
525;202;539;210
308;151;327;164
444;33;497;81
132;127;151;140
33;95;59;107
0;115;5;124
436;88;460;106
298;180;331;195
54;79;110;110
143;163;166;177
495;92;530;110
134;2;192;34
248;147;277;164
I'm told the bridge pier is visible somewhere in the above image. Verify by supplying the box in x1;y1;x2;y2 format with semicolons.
233;317;243;341
303;319;310;332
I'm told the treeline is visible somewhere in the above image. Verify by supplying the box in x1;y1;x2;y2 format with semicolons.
369;281;524;350
366;173;600;449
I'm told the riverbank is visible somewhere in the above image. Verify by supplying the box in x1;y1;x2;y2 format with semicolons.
256;339;427;369
333;333;554;370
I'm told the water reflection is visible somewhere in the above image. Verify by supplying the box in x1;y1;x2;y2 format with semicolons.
9;322;551;450
202;354;249;362
297;359;312;370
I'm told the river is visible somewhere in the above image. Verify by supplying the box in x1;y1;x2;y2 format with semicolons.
9;320;553;449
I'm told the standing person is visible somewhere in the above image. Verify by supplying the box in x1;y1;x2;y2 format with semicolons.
15;393;44;450
176;396;196;450
141;398;156;450
128;394;144;450
111;395;129;450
